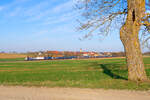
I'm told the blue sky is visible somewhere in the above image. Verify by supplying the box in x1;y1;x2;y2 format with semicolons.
0;0;124;52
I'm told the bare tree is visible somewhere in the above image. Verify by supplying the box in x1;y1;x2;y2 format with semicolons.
76;0;150;82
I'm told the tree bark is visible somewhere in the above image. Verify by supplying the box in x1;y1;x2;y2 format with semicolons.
120;0;148;81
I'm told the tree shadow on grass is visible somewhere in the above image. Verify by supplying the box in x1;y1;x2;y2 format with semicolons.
100;64;127;80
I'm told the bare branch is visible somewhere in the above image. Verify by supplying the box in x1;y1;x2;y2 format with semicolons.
76;0;127;39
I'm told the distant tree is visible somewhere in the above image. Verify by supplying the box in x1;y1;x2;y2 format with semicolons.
76;0;150;82
111;52;125;57
143;51;150;55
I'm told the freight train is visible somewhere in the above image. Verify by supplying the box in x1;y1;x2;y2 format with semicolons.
25;56;112;61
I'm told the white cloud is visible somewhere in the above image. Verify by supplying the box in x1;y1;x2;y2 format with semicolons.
35;24;75;37
41;11;77;25
0;0;77;26
0;0;31;17
25;1;74;22
0;6;4;11
51;1;73;13
23;1;50;17
9;7;22;16
36;30;49;35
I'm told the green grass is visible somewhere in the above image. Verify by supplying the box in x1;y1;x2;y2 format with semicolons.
0;58;25;62
0;57;150;90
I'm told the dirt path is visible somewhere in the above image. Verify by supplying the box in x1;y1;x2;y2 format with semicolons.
0;86;150;100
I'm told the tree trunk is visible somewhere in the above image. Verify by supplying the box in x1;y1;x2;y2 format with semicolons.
120;0;148;81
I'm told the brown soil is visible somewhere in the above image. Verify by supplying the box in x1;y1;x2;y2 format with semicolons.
0;53;26;59
0;86;149;100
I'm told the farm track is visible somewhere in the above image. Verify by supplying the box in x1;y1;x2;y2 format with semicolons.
0;86;150;100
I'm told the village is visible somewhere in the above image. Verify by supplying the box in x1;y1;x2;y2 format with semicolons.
25;49;125;60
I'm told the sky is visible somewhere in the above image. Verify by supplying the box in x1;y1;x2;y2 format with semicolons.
0;0;125;53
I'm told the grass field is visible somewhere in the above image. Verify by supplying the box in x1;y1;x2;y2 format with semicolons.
0;58;25;62
0;57;150;90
